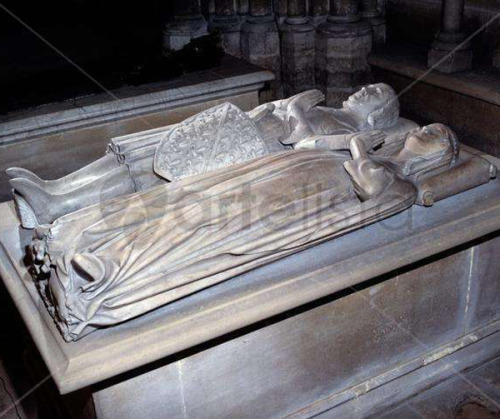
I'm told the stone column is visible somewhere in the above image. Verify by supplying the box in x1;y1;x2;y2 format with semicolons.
309;0;329;27
209;0;242;57
281;0;315;96
427;0;472;73
315;0;373;106
237;0;249;17
163;0;209;51
274;0;288;26
241;0;281;100
360;0;385;46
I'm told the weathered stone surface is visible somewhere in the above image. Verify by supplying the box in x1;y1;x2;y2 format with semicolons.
428;46;473;74
93;365;184;419
209;0;242;57
315;22;372;106
466;233;500;332
153;103;269;180
374;353;500;419
281;23;316;96
0;57;273;202
162;0;208;51
240;17;282;100
370;52;500;157
0;169;499;393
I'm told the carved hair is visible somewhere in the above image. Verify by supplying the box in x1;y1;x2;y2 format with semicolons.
367;84;400;130
429;123;460;164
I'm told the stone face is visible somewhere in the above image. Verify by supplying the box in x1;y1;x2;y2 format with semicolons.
315;22;373;106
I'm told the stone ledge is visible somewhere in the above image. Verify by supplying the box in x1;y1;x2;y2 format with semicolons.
369;49;500;107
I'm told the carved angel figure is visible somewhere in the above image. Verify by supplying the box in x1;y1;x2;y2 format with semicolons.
30;124;463;341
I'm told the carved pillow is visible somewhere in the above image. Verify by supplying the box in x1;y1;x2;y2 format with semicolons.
153;103;270;181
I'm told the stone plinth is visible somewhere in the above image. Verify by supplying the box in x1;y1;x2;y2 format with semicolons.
428;39;472;74
0;148;499;419
163;15;208;52
315;19;373;106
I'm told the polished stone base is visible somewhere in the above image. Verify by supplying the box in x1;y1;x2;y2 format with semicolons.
0;151;499;418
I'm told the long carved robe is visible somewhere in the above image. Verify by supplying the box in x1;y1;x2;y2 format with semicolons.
36;150;416;340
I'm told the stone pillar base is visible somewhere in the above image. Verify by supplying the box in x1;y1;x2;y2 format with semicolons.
310;15;328;27
241;16;282;100
428;38;472;74
315;19;373;107
281;18;316;96
209;15;242;57
163;15;209;52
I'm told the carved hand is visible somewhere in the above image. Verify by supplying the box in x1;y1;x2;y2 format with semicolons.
350;131;385;151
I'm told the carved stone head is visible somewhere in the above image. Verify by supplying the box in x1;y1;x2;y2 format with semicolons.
343;83;400;130
397;123;459;177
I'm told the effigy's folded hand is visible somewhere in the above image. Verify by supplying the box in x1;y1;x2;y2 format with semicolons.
287;90;325;114
350;130;385;151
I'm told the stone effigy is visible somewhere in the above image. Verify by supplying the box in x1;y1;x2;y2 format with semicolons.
5;84;497;342
7;84;416;227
